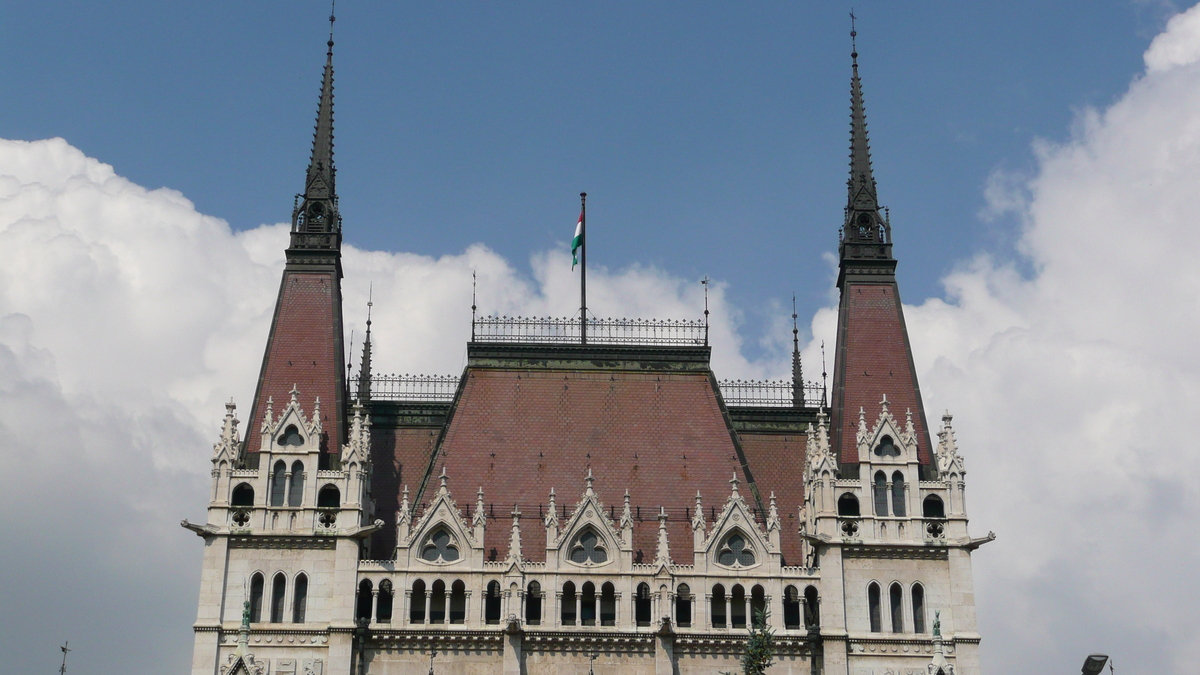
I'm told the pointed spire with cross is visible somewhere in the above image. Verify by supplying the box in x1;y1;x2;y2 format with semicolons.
290;2;341;248
840;13;893;262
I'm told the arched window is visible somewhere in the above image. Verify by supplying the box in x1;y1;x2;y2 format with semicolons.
873;471;889;516
635;583;652;626
270;461;287;507
561;582;577;625
868;582;882;633
750;585;767;628
409;580;427;624
676;584;693;628
891;471;906;517
569;530;608;564
804;585;820;628
580;582;597;626
730;584;747;628
289;461;304;507
783;585;801;629
270;573;286;622
279;424;304;447
429;580;447;624
711;584;727;628
600;582;617;626
717;532;756;567
293;574;308;623
232;483;255;507
485;581;502;624
377;579;393;623
837;493;860;517
923;494;945;518
874;434;897;457
249;573;264;623
317;484;340;508
356;579;373;623
525;581;542;625
912;583;926;633
420;529;460;563
890;582;904;633
449;580;466;624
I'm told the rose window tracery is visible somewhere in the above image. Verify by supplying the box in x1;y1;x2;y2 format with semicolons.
569;531;608;564
421;529;460;563
717;532;756;567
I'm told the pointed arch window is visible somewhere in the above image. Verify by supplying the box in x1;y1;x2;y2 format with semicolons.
717;532;756;567
730;584;747;628
891;471;906;517
270;461;287;507
569;530;608;564
711;584;727;628
600;582;617;626
868;582;882;633
249;573;264;623
288;461;304;507
525;581;542;625
270;573;286;623
561;582;577;625
873;471;889;516
420;529;460;563
449;580;467;624
581;582;597;626
675;583;692;628
231;483;255;507
484;581;502;625
377;579;393;623
783;585;801;629
292;574;308;623
750;585;767;628
409;580;427;624
804;585;820;628
837;492;860;517
429;580;447;623
912;583;926;633
356;579;373;622
635;583;652;626
890;582;904;633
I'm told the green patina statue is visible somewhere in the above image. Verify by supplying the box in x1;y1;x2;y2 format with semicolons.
933;610;941;638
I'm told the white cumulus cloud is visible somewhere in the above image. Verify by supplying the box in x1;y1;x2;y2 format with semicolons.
7;4;1200;672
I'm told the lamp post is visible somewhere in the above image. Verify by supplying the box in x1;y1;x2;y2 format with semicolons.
1082;654;1109;675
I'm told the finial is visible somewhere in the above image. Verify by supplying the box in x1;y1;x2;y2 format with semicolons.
701;276;710;346
820;341;828;409
850;9;858;63
585;468;595;494
328;0;336;51
791;294;803;407
729;472;740;494
439;466;448;488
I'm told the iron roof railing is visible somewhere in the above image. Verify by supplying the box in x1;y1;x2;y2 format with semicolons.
717;379;826;408
471;315;708;346
350;374;460;402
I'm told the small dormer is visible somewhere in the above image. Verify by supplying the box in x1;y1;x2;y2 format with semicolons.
554;471;621;570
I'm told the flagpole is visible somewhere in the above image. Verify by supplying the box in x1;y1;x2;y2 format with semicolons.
580;192;587;345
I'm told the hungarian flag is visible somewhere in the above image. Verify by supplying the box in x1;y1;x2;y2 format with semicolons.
571;211;583;269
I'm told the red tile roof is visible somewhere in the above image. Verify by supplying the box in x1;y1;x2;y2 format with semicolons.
370;425;441;555
831;282;931;465
426;368;750;562
245;271;345;455
736;432;807;565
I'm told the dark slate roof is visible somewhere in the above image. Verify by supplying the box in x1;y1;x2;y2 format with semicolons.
830;283;931;465
737;432;807;565
423;365;751;563
244;272;345;455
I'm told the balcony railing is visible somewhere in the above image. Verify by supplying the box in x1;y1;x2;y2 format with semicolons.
717;379;826;408
350;374;460;402
471;315;708;346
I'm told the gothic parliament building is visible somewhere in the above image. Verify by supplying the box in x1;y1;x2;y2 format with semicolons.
183;22;992;675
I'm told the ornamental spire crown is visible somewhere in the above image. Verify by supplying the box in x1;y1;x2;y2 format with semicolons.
840;23;893;264
290;10;341;251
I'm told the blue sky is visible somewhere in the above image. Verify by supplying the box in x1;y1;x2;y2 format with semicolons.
7;3;1200;674
0;2;1171;357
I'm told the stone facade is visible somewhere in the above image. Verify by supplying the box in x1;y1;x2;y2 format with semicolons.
182;22;992;675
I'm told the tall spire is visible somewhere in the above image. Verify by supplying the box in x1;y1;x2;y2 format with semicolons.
840;16;892;265
290;5;341;247
791;294;804;407
355;288;373;402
